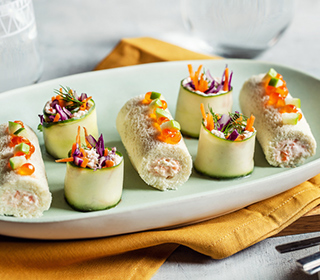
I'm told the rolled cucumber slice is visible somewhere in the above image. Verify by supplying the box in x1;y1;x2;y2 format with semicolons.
194;123;256;178
42;100;98;159
175;80;233;138
64;151;124;212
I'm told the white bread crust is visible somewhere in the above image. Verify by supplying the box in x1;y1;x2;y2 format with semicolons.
116;95;192;190
0;123;51;218
239;74;316;167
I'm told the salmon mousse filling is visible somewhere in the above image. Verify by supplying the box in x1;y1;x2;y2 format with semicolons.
239;68;316;167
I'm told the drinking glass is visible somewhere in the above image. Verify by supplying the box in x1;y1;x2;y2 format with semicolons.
181;0;295;58
0;0;42;92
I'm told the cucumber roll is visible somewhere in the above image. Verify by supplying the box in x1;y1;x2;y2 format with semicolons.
56;127;123;212
38;86;99;159
116;92;192;191
239;68;316;167
175;64;233;138
194;105;256;178
0;121;51;218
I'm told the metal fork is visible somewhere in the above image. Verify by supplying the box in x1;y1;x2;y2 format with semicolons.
276;236;320;275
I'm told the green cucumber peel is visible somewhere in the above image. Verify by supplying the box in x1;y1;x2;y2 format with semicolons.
150;91;161;100
282;113;299;125
13;127;28;138
285;97;301;108
8;121;22;135
194;164;253;179
65;196;121;212
149;98;163;110
155;108;171;120
9;156;27;170
13;143;30;154
160;120;181;130
268;77;283;88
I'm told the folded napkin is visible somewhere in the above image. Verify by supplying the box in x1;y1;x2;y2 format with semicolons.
1;37;320;280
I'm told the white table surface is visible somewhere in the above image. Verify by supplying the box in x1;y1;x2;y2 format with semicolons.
16;0;320;279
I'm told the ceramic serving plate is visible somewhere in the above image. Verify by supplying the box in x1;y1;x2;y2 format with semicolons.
0;59;319;240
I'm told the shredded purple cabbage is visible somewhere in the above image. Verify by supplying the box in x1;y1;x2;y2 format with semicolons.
41;88;91;124
187;64;232;95
228;71;233;92
79;93;87;101
69;133;119;170
217;114;231;131
38;115;44;125
54;104;68;121
227;129;239;141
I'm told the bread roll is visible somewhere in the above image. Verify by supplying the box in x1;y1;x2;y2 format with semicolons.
239;74;316;167
0;122;51;218
116;95;192;190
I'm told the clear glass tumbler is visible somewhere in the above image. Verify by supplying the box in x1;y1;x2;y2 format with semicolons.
181;0;295;58
0;0;42;92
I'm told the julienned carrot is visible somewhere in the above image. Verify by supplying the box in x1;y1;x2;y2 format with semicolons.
188;64;193;78
200;103;207;121
83;127;92;148
53;113;60;122
55;157;74;163
245;114;255;132
198;74;208;92
80;158;89;168
223;67;229;92
193;65;202;90
104;160;114;168
80;147;86;157
71;142;77;155
206;112;214;131
104;148;109;156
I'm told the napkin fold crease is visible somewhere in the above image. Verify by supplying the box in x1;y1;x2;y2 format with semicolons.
2;37;320;280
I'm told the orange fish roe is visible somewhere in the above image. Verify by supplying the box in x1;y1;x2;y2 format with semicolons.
16;163;35;176
8;121;36;174
142;92;182;145
158;128;182;145
142;92;152;104
157;116;170;125
264;72;301;118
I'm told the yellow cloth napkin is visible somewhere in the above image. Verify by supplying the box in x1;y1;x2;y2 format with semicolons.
1;37;320;280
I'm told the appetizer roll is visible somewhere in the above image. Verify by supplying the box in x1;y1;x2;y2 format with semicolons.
194;105;256;178
239;68;317;167
38;86;99;159
175;64;233;138
57;127;123;212
0;121;51;218
116;91;192;191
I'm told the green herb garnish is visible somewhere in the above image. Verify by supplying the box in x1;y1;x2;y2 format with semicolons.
209;107;248;136
54;85;83;110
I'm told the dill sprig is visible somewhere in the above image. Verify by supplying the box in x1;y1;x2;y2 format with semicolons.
53;85;83;110
209;107;248;136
